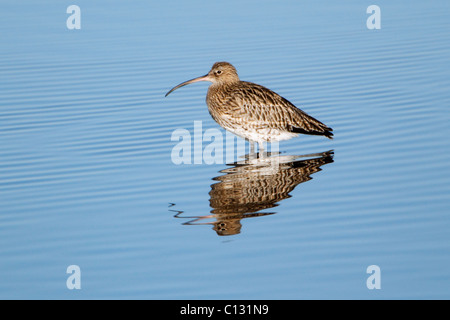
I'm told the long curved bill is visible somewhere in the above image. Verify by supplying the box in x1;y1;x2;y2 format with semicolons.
165;74;210;97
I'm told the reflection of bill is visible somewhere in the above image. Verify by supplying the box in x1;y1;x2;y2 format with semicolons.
170;150;334;236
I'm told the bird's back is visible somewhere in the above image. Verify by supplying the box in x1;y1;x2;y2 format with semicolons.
206;81;333;142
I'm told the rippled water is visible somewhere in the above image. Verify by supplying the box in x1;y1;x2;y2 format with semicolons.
1;0;449;299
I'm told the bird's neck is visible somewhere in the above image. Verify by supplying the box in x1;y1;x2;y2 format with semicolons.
207;82;233;103
208;81;239;94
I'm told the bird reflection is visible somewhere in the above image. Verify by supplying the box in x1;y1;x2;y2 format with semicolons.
170;150;334;236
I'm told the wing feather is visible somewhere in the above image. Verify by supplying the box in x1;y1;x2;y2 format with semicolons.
216;82;333;139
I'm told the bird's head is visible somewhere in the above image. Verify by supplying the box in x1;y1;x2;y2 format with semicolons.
207;62;240;84
165;62;239;97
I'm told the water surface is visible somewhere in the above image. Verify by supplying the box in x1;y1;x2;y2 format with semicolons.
0;0;449;299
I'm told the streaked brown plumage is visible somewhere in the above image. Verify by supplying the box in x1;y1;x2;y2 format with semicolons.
165;62;333;149
171;150;334;236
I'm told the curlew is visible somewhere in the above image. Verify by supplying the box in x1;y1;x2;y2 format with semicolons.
165;62;333;153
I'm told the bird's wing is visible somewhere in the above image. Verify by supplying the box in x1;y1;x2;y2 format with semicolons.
221;82;333;138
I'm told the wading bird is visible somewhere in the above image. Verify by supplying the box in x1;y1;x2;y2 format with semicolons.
165;62;333;153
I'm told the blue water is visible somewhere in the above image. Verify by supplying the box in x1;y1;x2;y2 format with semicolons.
1;0;449;299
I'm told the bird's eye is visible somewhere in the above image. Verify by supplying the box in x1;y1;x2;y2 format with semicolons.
216;70;222;75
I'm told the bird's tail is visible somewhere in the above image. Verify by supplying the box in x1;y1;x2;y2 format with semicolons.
291;126;333;139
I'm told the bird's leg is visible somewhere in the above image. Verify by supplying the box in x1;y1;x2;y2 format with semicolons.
250;140;255;155
246;140;256;160
258;142;266;158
